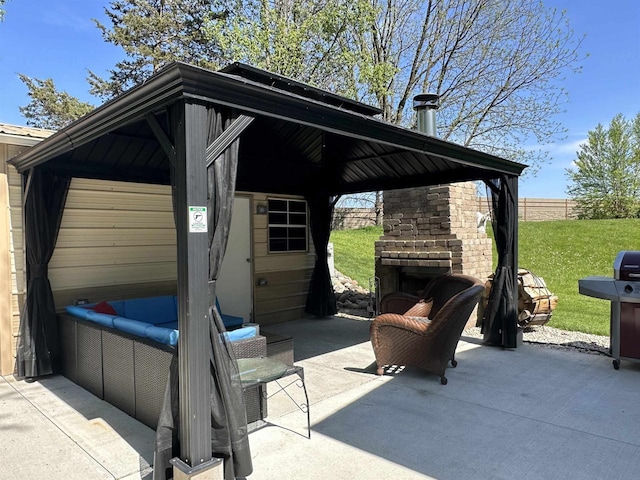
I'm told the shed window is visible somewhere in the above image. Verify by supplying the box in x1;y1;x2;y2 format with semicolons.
268;199;308;252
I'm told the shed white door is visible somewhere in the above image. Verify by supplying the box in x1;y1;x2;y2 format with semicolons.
216;196;252;322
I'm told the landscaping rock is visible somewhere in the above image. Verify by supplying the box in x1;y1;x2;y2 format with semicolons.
333;270;372;316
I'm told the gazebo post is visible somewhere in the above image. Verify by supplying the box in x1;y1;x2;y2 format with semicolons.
173;100;214;468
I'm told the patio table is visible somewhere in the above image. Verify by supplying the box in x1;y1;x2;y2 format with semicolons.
237;357;310;438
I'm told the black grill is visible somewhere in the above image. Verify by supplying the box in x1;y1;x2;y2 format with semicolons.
579;251;640;370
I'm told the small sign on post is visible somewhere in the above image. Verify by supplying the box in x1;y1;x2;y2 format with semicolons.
189;206;208;233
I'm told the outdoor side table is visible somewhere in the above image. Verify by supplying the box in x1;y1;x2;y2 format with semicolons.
236;357;310;438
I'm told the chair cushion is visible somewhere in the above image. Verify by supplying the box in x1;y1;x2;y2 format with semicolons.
406;316;431;324
85;310;116;328
404;299;432;317
113;317;152;337
224;325;257;342
145;325;179;347
215;297;244;327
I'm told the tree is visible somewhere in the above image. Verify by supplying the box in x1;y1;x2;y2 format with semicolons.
566;113;640;219
213;0;583;169
208;0;379;99
86;0;379;101
19;0;584;166
0;0;6;22
87;0;229;100
350;0;584;171
18;75;94;129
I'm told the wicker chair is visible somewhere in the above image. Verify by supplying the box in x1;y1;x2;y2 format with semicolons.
379;273;473;316
370;274;484;384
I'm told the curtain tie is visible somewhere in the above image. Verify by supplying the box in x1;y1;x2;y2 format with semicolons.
31;263;48;279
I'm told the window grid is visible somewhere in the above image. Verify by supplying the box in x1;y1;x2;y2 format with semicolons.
268;199;308;253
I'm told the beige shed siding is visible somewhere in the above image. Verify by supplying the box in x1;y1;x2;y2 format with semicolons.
1;164;13;373
4;174;179;372
3;144;31;374
251;193;315;325
48;179;177;303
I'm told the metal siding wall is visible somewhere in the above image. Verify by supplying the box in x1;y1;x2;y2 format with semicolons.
49;178;177;298
0;144;13;373
1;158;314;372
252;192;314;325
4;172;179;371
4;151;25;374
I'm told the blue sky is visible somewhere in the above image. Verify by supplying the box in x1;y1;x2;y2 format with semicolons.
1;0;639;198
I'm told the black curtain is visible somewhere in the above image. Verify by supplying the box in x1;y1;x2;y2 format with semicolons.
154;107;181;480
15;168;71;378
206;107;252;480
482;175;518;348
304;193;338;317
153;106;251;480
153;354;180;480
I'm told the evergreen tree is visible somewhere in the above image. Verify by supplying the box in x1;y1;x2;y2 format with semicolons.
18;75;94;130
87;0;230;100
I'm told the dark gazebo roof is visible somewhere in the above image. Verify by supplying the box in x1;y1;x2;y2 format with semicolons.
9;62;525;193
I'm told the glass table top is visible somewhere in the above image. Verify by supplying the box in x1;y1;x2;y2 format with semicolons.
237;357;289;384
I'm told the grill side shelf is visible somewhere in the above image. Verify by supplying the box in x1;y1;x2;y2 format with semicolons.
578;276;619;301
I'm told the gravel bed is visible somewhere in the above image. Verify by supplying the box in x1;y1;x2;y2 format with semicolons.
337;310;611;357
463;325;610;356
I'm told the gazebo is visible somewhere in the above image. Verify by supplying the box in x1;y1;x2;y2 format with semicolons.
8;62;526;478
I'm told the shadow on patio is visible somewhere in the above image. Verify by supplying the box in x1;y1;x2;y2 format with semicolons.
249;315;640;480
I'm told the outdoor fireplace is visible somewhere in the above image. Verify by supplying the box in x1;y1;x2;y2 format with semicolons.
375;182;492;301
396;266;450;296
375;94;493;316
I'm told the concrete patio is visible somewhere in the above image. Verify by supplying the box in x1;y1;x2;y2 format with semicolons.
2;314;640;479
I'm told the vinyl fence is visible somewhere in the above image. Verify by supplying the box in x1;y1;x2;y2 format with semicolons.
333;198;578;230
477;197;578;221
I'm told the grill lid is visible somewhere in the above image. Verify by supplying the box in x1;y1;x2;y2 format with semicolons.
614;251;640;280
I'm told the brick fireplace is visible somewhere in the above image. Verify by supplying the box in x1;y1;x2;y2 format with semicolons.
375;181;493;311
374;94;493;323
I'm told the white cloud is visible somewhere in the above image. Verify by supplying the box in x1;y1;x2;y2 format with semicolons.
548;138;588;156
524;138;588;168
42;5;95;32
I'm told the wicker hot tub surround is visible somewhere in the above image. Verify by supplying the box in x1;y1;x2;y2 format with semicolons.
57;313;267;429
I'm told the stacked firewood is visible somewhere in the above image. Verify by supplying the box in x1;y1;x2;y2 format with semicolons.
480;268;558;328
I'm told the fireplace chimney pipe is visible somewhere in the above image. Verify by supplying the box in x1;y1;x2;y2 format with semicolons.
413;93;439;137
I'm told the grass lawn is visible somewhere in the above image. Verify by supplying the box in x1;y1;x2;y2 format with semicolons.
330;219;640;336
